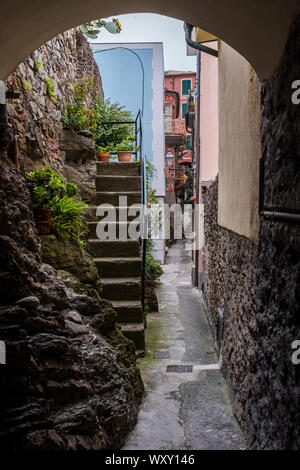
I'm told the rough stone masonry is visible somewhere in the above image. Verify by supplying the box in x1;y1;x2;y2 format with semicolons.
0;27;144;450
203;15;300;450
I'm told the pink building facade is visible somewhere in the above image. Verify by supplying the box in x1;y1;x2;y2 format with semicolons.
164;70;196;137
194;41;219;287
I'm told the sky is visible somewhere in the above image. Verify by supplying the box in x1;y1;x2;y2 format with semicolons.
88;13;196;72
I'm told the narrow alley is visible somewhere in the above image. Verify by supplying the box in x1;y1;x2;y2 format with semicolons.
0;3;299;453
124;240;246;450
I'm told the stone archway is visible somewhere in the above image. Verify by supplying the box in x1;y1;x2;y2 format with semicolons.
0;0;299;80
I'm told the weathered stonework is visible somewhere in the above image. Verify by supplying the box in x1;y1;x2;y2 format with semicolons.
6;28;102;204
202;178;258;444
203;15;300;450
7;28;102;169
250;14;300;450
0;152;144;450
0;30;148;449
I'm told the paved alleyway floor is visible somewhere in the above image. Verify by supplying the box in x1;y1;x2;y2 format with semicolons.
123;240;246;450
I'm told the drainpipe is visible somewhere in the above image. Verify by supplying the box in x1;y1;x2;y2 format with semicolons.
195;50;201;289
184;23;218;288
184;23;218;58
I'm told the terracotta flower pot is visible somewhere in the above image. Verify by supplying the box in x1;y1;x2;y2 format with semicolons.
117;151;132;162
33;207;53;235
97;153;110;162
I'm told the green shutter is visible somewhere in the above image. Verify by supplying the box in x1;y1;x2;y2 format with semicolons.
182;103;188;118
186;135;191;150
182;79;191;96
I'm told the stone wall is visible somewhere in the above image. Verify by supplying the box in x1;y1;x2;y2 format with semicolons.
0;29;145;450
202;178;258;443
0;150;143;450
203;15;300;450
6;28;102;205
249;14;300;450
7;28;102;170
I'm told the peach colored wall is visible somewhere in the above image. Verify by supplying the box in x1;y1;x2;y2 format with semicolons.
218;41;261;244
199;42;219;182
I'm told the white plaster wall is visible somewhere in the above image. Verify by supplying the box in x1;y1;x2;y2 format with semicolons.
151;43;166;198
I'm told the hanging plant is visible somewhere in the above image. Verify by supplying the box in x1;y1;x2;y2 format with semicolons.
80;18;122;40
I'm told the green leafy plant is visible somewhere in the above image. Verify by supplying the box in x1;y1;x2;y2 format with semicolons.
22;80;32;90
25;167;86;248
113;138;139;152
44;76;57;102
144;300;150;315
96;144;112;154
94;98;134;143
65;182;78;197
25;167;74;205
32;186;48;207
49;196;88;249
146;251;163;281
64;104;97;133
80;18;122;39
72;75;96;103
34;56;42;69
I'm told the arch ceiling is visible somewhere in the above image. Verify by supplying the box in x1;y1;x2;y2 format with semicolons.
0;0;299;80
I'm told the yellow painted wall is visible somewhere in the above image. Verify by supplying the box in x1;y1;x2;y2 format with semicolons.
218;41;261;244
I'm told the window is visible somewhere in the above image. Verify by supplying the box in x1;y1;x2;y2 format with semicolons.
164;104;173;133
186;135;191;150
182;79;191;96
182;102;188;119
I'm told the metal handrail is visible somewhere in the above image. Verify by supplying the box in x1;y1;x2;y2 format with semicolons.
96;111;147;310
135;111;147;311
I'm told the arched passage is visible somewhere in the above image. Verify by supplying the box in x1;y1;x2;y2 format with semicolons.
0;0;299;80
0;1;299;452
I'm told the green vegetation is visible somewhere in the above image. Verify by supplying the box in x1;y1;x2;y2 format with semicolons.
22;80;32;90
63;76;97;133
25;167;87;248
144;160;164;282
34;56;42;69
44;76;57;102
63;79;134;145
94;98;134;143
49;196;88;250
63;104;97;133
96;144;113;154
146;251;163;281
80;18;122;40
113;137;138;152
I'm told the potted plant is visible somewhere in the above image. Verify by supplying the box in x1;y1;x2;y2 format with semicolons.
96;145;111;162
25;167;78;235
114;138;139;162
31;187;53;235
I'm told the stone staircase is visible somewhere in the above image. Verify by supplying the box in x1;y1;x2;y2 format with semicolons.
88;162;145;350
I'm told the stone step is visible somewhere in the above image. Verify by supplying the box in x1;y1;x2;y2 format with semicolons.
96;192;141;206
97;161;140;176
89;206;142;222
101;277;141;301
94;257;141;277
87;221;141;239
112;300;144;323
120;323;145;350
88;239;140;257
96;175;141;192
